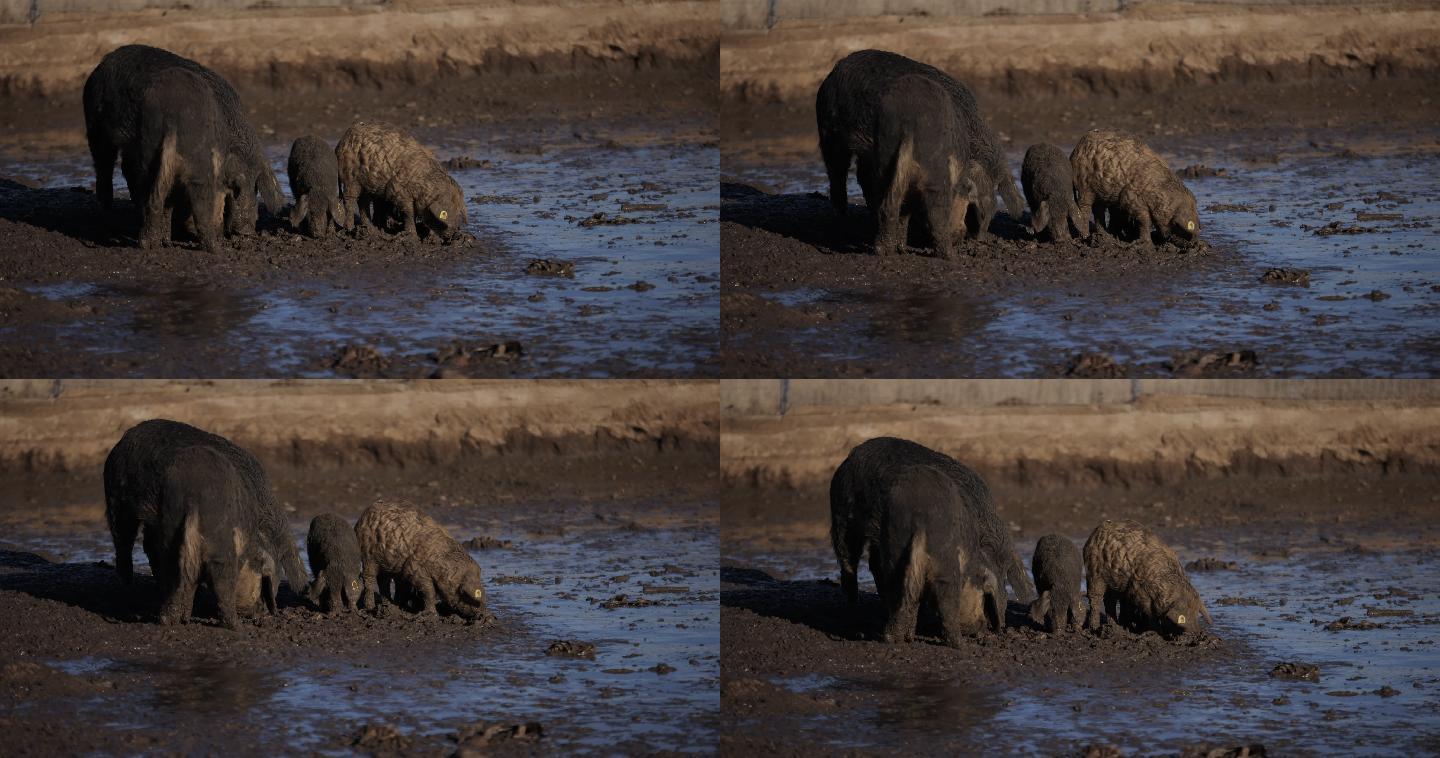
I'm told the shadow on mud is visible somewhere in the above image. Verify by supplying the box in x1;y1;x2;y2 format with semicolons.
720;180;1032;257
0;179;137;248
722;565;1036;643
0;548;305;626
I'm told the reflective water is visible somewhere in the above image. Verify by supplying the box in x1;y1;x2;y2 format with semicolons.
728;149;1440;376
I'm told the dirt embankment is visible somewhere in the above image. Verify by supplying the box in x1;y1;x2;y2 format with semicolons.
721;391;1440;542
722;393;1440;490
0;379;718;472
0;0;718;98
721;1;1440;103
0;379;720;522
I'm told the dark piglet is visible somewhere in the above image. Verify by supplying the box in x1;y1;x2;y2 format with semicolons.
1028;534;1085;632
1070;128;1200;246
103;419;308;618
354;500;487;620
335;121;467;241
306;513;364;613
83;44;283;236
1084;519;1212;635
830;437;1035;646
287;135;348;238
817;49;1024;237
1022;143;1086;242
129;68;226;253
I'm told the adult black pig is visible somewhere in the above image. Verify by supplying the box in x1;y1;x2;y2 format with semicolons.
83;44;283;236
824;72;979;258
817;49;1024;238
830;437;1035;645
103;419;307;617
105;432;300;629
130;68;227;252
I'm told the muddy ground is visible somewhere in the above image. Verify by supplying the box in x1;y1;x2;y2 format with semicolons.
0;64;719;378
720;78;1440;377
720;476;1440;755
0;442;719;755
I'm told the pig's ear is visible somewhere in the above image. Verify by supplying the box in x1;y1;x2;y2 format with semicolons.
258;165;284;212
1032;200;1050;235
1029;590;1051;626
290;195;309;228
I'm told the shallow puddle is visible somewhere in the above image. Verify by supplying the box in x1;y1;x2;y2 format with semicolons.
6;510;719;753
724;536;1440;754
0;127;719;377
726;146;1440;376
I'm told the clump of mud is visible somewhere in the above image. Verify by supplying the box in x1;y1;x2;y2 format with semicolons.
1270;662;1320;681
1165;349;1258;376
546;640;596;660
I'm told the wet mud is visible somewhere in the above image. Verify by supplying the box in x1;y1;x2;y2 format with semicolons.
0;69;718;378
721;480;1440;755
0;463;719;755
720;79;1440;378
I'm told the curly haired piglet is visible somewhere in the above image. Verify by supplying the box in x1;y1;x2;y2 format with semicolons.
354;499;487;619
334;120;467;240
1083;519;1211;635
1070;128;1199;246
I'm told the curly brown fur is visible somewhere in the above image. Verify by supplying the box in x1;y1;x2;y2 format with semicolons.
1028;534;1085;632
83;44;283;236
1070;129;1200;247
287;135;348;238
353;500;487;619
830;437;1035;645
817;50;1023;232
306;513;363;613
103;419;308;604
1022;143;1085;243
1083;519;1212;636
334;121;467;241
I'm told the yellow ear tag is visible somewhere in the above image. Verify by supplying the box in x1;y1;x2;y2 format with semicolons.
439;210;448;220
474;589;483;598
1177;614;1186;624
1187;221;1195;231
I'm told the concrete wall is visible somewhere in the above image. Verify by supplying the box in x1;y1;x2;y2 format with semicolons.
722;0;1412;28
724;379;1440;415
0;0;379;24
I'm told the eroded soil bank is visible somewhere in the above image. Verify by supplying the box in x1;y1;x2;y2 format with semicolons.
720;77;1440;378
0;422;720;754
0;62;719;377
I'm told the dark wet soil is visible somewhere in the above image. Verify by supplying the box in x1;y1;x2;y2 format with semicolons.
720;78;1440;378
720;475;1440;755
0;67;718;378
0;452;719;755
720;182;1217;377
